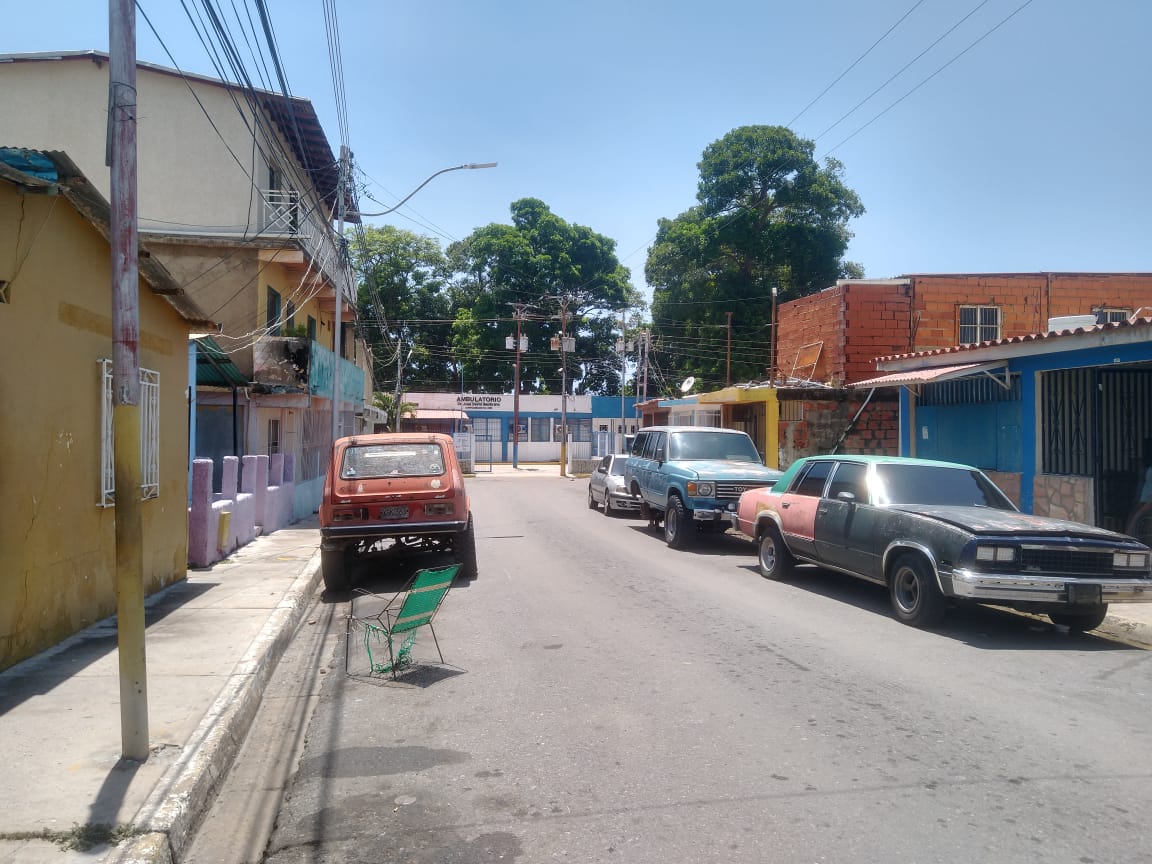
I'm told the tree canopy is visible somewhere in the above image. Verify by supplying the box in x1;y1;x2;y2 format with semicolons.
446;198;642;395
645;125;864;387
350;200;643;398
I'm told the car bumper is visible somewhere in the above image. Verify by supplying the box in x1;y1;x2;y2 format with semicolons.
690;506;735;523
607;492;640;511
947;568;1152;604
321;519;469;547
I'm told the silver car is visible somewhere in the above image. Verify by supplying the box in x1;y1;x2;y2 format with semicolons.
587;454;639;516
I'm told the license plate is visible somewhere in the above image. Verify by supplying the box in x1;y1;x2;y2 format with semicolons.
380;505;409;520
1066;583;1102;606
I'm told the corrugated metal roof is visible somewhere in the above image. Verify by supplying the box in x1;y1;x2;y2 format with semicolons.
195;337;248;388
851;362;1005;389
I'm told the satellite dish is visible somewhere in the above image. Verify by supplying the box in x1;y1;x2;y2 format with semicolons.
680;376;696;394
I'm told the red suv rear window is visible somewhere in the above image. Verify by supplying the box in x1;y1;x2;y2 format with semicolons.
340;443;446;480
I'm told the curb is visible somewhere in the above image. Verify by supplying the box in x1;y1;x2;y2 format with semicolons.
109;549;323;864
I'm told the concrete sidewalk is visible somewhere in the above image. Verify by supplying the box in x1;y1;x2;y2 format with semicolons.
0;518;323;864
1;489;1151;864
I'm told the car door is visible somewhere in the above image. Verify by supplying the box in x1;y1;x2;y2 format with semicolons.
813;461;881;580
591;456;610;501
646;432;668;510
777;460;833;560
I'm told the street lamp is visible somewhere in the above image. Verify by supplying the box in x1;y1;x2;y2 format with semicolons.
334;160;496;445
349;162;498;218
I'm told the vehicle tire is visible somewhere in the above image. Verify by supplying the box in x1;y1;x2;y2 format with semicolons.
588;487;599;510
603;495;616;517
758;524;795;580
888;553;947;628
664;495;693;549
321;547;350;592
1049;606;1108;632
457;516;478;581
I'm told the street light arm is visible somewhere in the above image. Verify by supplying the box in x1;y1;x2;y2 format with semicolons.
351;162;497;217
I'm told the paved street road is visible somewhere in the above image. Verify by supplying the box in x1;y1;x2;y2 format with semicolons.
258;469;1152;863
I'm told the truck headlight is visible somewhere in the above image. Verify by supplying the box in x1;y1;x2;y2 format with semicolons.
687;482;714;497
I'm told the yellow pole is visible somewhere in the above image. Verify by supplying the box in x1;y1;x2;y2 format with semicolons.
114;404;149;758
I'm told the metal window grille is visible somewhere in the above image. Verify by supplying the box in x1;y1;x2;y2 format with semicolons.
958;305;1001;345
99;360;161;507
1042;368;1093;476
1097;308;1131;324
268;418;281;455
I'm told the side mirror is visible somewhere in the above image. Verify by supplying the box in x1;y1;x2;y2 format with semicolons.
655;447;666;463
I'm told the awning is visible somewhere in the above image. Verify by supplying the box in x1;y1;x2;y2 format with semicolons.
851;361;1007;389
194;336;248;388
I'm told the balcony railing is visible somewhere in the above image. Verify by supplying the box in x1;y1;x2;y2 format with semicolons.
252;337;364;407
259;189;356;304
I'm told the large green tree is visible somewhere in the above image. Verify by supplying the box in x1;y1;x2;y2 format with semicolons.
447;198;642;395
646;125;864;387
349;224;457;392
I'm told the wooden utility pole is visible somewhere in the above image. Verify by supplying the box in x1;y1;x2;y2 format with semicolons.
109;0;149;760
726;311;732;386
509;303;528;468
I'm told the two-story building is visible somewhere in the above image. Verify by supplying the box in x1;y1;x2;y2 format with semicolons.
0;50;372;517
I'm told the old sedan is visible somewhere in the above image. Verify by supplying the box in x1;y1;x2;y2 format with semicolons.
732;455;1152;630
587;453;639;516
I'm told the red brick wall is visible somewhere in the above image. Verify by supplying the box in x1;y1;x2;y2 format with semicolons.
775;285;844;384
778;392;899;466
842;281;914;383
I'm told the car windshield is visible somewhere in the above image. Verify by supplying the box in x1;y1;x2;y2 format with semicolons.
874;463;1015;509
667;431;761;462
607;457;625;476
340;443;445;479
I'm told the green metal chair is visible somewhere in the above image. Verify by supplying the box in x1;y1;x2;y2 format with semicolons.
345;563;459;678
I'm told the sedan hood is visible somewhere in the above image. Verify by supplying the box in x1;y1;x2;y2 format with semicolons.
891;504;1131;540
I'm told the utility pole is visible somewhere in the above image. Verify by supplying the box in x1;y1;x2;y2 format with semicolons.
392;335;404;431
508;303;528;468
332;145;351;445
548;295;573;477
619;307;627;452
640;330;650;403
726;311;733;386
109;0;148;760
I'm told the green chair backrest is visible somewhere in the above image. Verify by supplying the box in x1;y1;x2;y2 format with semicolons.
392;564;459;634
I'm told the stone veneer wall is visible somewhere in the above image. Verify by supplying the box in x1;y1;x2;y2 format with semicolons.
1032;474;1094;524
984;471;1022;509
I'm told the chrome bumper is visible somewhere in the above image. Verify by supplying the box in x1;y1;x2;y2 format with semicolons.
948;568;1152;604
321;519;468;547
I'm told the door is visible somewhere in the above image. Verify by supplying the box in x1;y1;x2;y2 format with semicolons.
777;460;833;559
814;461;880;580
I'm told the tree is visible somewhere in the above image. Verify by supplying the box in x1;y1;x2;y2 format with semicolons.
645;125;864;387
447;198;642;395
349;224;456;392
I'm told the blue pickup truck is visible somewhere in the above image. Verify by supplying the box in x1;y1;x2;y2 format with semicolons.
624;426;782;549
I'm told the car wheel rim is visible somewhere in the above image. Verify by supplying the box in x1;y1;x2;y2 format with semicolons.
667;509;678;540
760;538;775;572
894;567;919;613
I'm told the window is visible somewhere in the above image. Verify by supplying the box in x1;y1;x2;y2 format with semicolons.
958;305;1001;345
642;432;665;460
529;417;552;442
267;287;282;336
570;418;592;442
286;301;297;333
99;360;160;506
826;462;869;502
268;418;281;455
1097;308;1131;324
631;432;649;456
307;316;317;341
340;442;445;479
791;460;834;497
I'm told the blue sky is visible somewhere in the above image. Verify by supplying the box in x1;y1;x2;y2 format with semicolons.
5;0;1151;304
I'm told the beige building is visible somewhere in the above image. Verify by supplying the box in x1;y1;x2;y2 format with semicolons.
0;150;212;670
0;51;375;517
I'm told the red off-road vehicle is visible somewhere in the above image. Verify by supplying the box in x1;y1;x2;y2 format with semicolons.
319;432;477;591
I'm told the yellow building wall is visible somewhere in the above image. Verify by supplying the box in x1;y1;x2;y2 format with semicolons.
0;183;193;670
698;385;781;469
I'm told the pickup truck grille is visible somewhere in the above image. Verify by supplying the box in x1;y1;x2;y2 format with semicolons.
716;481;772;500
1019;547;1135;576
